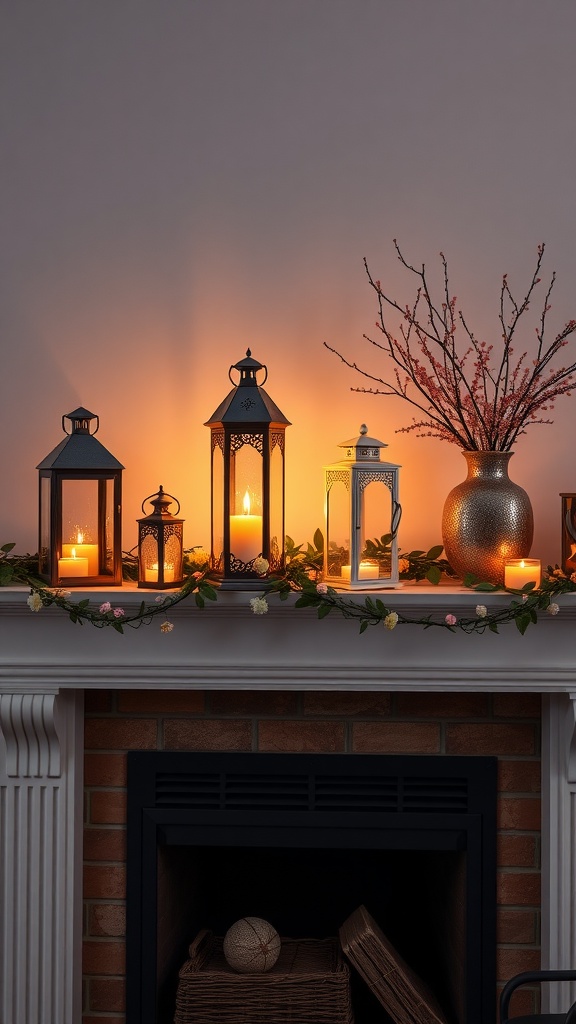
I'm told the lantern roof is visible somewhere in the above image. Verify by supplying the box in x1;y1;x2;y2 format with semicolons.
205;350;291;427
37;408;124;470
337;424;390;462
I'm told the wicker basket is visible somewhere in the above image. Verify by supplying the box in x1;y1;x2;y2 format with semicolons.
174;928;354;1024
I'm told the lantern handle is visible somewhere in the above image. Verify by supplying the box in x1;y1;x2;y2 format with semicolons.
228;349;268;387
141;487;181;516
391;500;402;539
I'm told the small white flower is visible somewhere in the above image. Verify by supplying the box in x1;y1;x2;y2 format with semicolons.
27;591;43;612
253;556;269;575
316;582;328;594
250;596;269;615
547;602;560;616
160;620;174;633
384;611;398;630
475;604;488;618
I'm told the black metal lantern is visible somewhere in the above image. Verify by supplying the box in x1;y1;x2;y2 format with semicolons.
137;486;184;589
205;349;290;589
560;493;576;576
36;407;124;586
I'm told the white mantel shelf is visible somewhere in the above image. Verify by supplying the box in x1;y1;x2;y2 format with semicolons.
1;583;575;692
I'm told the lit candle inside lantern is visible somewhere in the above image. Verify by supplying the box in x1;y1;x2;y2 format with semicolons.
504;558;541;590
341;561;380;581
144;562;175;583
58;547;89;577
62;531;99;575
229;491;262;564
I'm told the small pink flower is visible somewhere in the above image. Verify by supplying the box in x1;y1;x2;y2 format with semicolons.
192;571;202;579
113;607;125;618
99;601;111;614
445;613;457;626
316;582;328;594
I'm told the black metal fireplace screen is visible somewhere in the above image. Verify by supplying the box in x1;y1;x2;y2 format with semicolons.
127;751;497;1024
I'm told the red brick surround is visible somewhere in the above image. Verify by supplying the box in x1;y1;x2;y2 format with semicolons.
83;689;541;1022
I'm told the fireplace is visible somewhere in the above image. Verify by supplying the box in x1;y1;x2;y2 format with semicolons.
126;751;497;1024
1;584;576;1024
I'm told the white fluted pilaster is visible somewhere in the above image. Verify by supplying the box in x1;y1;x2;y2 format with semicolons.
541;693;576;1013
0;689;84;1024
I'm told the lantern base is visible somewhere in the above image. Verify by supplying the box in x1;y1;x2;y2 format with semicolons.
327;578;404;591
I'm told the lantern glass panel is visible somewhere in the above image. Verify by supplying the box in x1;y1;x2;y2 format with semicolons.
40;476;50;576
211;436;224;572
61;478;101;576
562;494;576;575
164;532;181;582
361;478;393;581
141;532;159;582
326;477;350;579
104;478;114;574
269;437;283;571
229;436;263;565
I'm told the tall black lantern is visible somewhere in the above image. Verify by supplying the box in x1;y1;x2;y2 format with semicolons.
137;486;184;589
205;350;290;589
36;407;124;587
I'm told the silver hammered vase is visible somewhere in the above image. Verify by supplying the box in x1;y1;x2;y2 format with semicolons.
441;451;534;585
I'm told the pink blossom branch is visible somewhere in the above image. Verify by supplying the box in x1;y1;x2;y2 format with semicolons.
326;243;576;451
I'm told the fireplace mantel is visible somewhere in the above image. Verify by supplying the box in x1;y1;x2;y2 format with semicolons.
2;583;576;1023
2;584;576;691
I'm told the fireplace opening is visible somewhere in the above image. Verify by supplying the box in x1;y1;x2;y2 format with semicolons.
127;752;497;1024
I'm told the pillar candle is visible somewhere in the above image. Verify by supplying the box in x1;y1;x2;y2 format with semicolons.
504;558;541;589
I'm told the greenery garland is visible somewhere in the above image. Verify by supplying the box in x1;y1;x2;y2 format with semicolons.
1;538;575;636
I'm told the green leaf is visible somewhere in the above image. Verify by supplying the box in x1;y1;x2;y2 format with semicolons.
199;583;218;601
463;573;480;587
0;566;14;585
195;593;205;608
515;612;532;635
375;599;386;614
78;599;90;608
359;620;369;633
112;621;124;634
1;542;16;553
313;528;324;552
488;621;499;633
294;594;319;608
474;582;500;592
426;545;444;560
317;604;332;619
426;565;442;585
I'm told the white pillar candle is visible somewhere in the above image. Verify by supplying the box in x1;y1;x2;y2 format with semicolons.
341;561;380;581
229;491;262;564
504;558;541;590
58;549;89;577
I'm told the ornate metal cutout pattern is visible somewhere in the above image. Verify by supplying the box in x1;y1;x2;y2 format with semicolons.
359;470;394;493
326;470;350;492
139;524;158;539
240;397;256;411
211;430;225;453
271;431;285;453
230;433;264;454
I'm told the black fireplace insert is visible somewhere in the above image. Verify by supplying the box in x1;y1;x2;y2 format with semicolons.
126;751;497;1024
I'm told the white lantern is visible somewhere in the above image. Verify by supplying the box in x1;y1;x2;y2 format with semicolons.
324;424;402;589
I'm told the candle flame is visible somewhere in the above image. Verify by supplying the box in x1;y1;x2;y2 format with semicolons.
243;490;251;515
71;548;77;559
77;531;84;544
520;559;525;568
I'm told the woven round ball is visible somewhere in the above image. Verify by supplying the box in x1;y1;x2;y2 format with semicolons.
223;917;281;973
